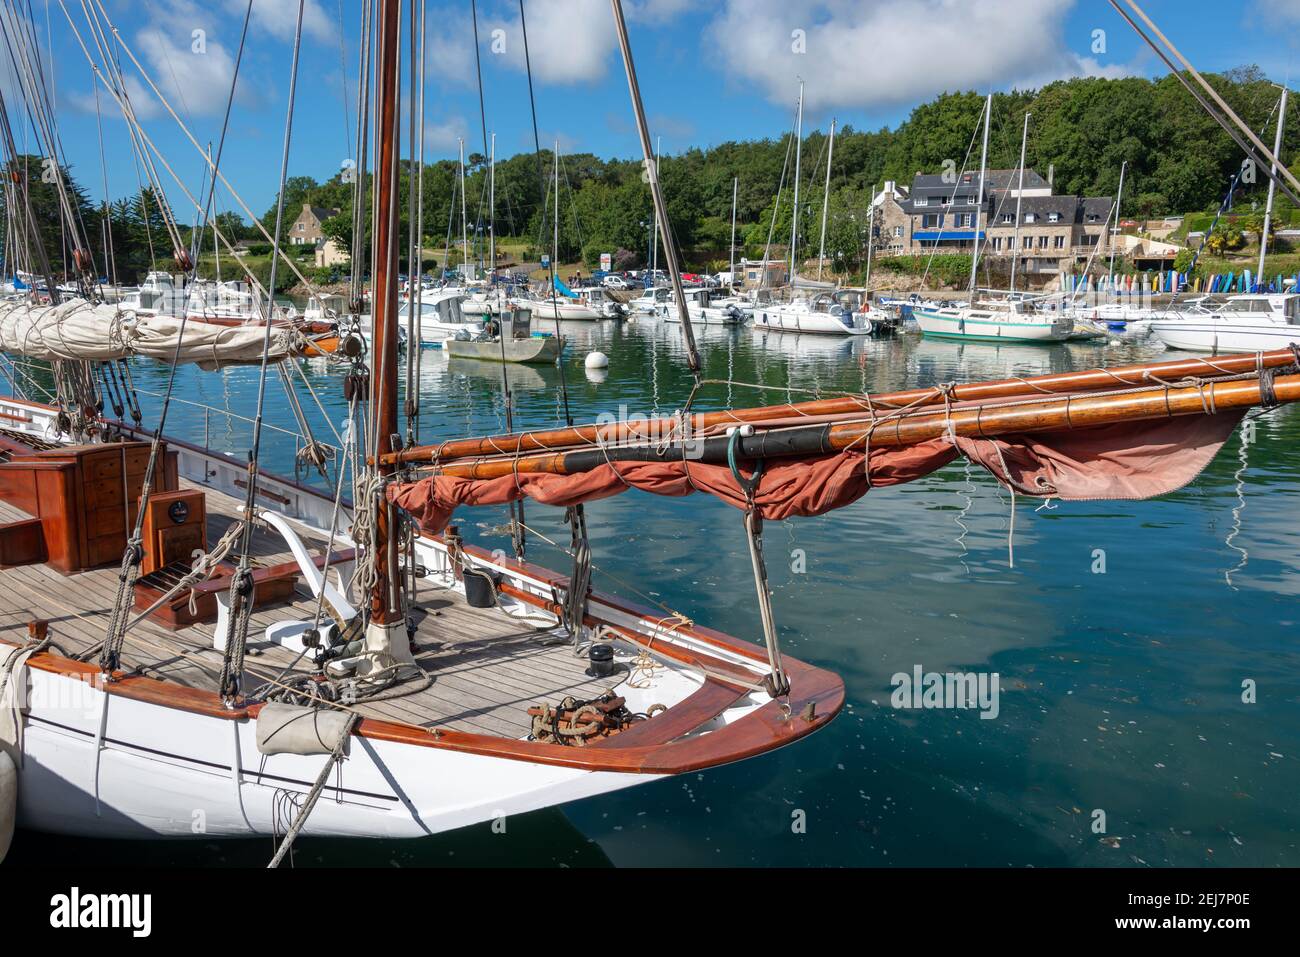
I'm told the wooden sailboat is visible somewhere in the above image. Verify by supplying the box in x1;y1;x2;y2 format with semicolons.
1;0;1297;857
0;0;842;848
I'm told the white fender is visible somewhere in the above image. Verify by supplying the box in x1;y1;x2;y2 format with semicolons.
0;750;14;863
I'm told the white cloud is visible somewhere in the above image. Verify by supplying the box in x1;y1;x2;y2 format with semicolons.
423;5;478;87
65;0;298;121
227;0;336;45
423;0;693;89
424;114;470;154
1268;0;1300;21
487;0;616;85
130;26;247;119
705;0;1131;111
626;0;695;19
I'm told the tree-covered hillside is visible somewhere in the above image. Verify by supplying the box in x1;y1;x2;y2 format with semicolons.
7;67;1296;285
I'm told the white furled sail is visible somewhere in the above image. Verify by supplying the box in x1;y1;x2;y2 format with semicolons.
0;298;290;367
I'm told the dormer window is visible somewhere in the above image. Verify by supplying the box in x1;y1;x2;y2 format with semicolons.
1000;213;1014;223
1048;212;1061;223
966;195;976;205
915;197;928;207
1024;213;1037;224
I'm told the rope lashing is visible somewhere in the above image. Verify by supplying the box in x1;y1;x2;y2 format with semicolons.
727;429;790;699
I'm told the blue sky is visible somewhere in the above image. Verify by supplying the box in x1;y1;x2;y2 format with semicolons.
10;0;1298;218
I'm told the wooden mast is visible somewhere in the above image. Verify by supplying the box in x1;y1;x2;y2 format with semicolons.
370;0;402;625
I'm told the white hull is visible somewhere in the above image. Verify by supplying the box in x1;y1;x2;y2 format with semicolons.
913;306;1073;342
14;663;659;839
659;305;744;325
359;314;482;346
629;293;666;313
751;305;871;335
1149;320;1300;353
521;298;603;321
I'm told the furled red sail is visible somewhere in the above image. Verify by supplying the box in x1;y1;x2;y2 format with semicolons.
389;412;1246;535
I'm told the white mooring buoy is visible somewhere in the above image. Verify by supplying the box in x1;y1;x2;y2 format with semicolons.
585;351;609;369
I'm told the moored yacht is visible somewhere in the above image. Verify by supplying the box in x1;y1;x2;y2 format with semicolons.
659;287;747;325
751;290;874;335
517;292;603;321
1150;293;1300;352
914;298;1074;342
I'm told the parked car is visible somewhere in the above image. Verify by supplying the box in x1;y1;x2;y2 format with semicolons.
602;275;630;289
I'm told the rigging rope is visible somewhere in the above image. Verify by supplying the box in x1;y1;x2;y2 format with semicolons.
218;0;308;704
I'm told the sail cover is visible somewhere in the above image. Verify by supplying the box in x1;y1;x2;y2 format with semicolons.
0;298;291;367
389;411;1246;535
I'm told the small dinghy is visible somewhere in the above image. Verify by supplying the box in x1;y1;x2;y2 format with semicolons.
443;305;562;364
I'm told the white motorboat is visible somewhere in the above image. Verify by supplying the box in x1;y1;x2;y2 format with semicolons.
576;285;627;319
1150;293;1300;352
183;279;283;324
629;286;670;313
658;287;747;325
360;289;475;346
751;290;873;335
118;271;186;317
517;293;603;322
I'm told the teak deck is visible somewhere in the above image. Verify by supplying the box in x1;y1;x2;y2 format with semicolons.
0;480;614;739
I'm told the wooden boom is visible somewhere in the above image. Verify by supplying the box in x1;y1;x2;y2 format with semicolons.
420;371;1300;480
385;346;1300;467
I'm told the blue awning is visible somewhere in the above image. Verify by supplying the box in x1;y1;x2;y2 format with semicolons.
913;230;984;241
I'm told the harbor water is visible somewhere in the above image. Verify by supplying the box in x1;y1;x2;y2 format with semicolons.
7;318;1298;867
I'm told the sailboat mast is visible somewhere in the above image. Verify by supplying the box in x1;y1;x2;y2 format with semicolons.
864;181;877;290
652;136;660;287
790;80;804;282
1010;112;1029;293
817;119;835;281
967;93;992;296
369;0;403;624
459;138;469;277
729;175;737;283
1107;159;1126;287
1258;86;1288;285
489;132;496;288
553;138;560;307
